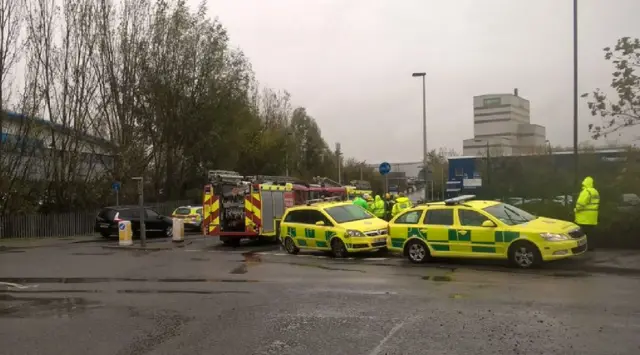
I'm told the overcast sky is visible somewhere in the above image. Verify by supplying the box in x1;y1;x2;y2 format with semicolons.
199;0;640;163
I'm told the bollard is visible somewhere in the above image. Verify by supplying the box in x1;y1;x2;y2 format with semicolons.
172;218;184;243
118;221;133;246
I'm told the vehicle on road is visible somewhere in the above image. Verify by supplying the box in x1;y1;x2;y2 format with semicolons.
387;195;588;268
280;199;389;258
202;171;350;246
95;206;174;238
171;205;203;231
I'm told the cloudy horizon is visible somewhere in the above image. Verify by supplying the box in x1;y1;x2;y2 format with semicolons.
199;0;640;163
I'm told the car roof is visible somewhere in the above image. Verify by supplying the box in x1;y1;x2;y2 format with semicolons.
103;205;143;210
176;205;203;209
418;200;501;209
287;201;352;211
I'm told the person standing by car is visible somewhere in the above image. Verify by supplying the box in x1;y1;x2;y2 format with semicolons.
574;176;600;251
372;195;385;219
391;192;413;218
352;194;369;210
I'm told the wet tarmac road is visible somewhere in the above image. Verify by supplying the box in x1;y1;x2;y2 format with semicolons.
1;238;640;355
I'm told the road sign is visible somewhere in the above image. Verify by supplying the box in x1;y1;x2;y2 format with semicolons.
378;162;391;175
119;223;126;230
112;181;121;191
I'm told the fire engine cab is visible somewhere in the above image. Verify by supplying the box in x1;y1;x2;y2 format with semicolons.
202;170;349;246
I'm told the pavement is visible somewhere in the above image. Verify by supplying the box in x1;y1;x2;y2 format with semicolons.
1;235;640;354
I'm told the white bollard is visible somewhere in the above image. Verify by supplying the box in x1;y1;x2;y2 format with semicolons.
172;218;184;243
118;221;133;246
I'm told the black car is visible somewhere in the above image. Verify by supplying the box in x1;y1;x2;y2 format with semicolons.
95;206;174;238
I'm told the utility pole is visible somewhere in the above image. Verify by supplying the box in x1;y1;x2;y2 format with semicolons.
336;142;342;184
412;72;428;202
573;0;579;190
132;177;145;247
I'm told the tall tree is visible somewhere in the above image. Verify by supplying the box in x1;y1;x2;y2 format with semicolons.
584;37;640;139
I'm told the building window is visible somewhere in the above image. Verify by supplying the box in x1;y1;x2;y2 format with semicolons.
483;98;501;107
455;168;463;177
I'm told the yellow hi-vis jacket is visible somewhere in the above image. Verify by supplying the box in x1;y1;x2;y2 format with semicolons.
391;197;412;217
574;176;600;226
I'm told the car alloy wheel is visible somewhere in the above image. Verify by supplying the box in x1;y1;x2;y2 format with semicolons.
408;242;427;263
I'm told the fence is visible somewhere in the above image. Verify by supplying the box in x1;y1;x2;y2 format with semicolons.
451;150;640;248
0;200;193;239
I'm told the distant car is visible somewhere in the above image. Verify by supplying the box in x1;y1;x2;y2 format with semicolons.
171;205;203;231
95;206;174;238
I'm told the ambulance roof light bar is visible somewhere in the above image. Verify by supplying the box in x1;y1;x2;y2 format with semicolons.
444;195;476;206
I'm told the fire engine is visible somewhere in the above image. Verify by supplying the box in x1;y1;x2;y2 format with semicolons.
202;170;349;245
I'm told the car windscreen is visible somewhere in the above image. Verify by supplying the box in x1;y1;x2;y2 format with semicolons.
483;203;536;226
175;207;191;215
324;204;374;223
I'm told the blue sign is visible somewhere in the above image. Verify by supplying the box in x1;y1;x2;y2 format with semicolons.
112;181;121;191
378;162;391;175
119;222;126;230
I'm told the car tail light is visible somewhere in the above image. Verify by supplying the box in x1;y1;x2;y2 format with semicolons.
113;212;122;223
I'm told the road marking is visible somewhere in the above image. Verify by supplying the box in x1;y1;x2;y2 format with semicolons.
368;319;408;355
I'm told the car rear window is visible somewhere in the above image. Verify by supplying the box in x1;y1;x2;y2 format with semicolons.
175;207;191;215
98;209;116;220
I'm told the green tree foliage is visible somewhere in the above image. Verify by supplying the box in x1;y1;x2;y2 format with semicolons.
0;0;364;213
583;37;640;139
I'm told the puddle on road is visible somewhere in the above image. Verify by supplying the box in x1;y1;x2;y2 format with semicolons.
0;294;102;319
230;264;248;274
422;275;453;282
283;262;367;273
242;251;262;263
0;246;26;254
1;289;250;296
71;252;115;256
0;277;259;284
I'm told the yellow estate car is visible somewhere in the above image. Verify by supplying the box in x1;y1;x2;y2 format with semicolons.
171;205;203;231
280;200;389;258
388;195;588;268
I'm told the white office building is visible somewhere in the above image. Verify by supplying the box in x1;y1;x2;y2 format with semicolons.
462;89;547;156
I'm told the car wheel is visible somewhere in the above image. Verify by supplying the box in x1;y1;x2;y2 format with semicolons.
165;226;173;238
331;238;348;258
406;239;430;264
508;241;541;269
100;231;111;238
283;237;299;255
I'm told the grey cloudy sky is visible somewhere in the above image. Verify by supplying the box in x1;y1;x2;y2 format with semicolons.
201;0;640;163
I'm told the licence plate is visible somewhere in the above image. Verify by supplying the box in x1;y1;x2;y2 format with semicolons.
375;238;386;243
578;238;587;246
100;223;109;228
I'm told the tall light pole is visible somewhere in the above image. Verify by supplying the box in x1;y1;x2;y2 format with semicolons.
412;72;427;201
573;0;579;189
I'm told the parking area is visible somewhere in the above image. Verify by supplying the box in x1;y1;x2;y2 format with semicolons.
2;235;640;354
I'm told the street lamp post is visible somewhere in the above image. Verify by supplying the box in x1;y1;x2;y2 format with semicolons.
573;0;579;189
412;72;427;201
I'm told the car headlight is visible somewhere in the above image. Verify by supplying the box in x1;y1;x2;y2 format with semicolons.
540;232;570;241
345;230;364;238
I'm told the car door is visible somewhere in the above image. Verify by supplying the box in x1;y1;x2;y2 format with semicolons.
304;210;333;249
422;207;456;254
389;209;424;249
145;208;163;232
455;208;500;256
283;210;309;247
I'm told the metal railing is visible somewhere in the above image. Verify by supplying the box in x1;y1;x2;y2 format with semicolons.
0;200;193;239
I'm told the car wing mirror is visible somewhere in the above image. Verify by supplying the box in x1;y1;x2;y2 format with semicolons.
315;221;325;226
481;220;496;228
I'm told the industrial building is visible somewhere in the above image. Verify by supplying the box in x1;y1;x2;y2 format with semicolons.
462;89;547;156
